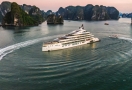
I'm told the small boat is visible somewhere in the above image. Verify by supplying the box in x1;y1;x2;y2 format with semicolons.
104;23;109;25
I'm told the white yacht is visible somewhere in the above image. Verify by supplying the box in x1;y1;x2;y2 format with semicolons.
42;26;100;51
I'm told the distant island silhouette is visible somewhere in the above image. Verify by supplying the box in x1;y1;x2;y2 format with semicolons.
0;1;120;26
56;5;119;21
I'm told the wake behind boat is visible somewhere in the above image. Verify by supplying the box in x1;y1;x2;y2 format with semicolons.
109;35;118;38
42;25;100;51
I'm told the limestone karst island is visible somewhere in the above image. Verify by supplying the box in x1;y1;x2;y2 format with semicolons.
0;1;120;27
1;0;132;90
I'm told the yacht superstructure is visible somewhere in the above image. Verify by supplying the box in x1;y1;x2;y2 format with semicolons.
42;26;99;51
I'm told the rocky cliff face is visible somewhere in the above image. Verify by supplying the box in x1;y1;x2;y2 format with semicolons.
2;2;38;26
56;7;65;17
0;1;46;23
0;1;11;21
57;4;119;20
41;10;47;20
63;6;76;20
0;1;11;15
91;5;110;20
46;10;53;16
83;4;93;20
21;4;32;14
73;6;84;20
0;1;119;22
47;14;63;24
107;7;119;20
21;4;47;21
29;6;45;23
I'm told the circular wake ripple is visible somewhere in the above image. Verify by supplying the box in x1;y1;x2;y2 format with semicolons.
1;37;132;90
0;34;63;61
11;38;132;82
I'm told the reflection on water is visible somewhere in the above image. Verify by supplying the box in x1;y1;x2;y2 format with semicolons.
43;43;98;62
1;18;132;90
2;26;29;30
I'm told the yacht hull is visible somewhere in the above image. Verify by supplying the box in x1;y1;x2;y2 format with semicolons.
42;38;99;51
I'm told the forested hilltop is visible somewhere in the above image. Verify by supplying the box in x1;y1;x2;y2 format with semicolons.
0;1;120;26
56;4;119;20
0;1;46;26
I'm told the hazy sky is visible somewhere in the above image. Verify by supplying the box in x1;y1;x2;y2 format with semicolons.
1;0;132;13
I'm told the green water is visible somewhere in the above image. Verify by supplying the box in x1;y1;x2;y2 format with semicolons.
0;18;132;90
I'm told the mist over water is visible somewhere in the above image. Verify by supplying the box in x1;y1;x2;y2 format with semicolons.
0;18;132;90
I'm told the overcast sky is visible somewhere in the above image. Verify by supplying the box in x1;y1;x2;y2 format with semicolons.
1;0;132;13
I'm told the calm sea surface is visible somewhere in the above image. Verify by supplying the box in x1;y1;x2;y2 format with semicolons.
0;18;132;90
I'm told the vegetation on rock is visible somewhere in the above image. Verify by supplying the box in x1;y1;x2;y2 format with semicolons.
57;4;119;20
47;14;63;24
2;2;40;26
29;6;45;24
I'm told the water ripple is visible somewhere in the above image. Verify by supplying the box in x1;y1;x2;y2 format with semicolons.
0;35;63;61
